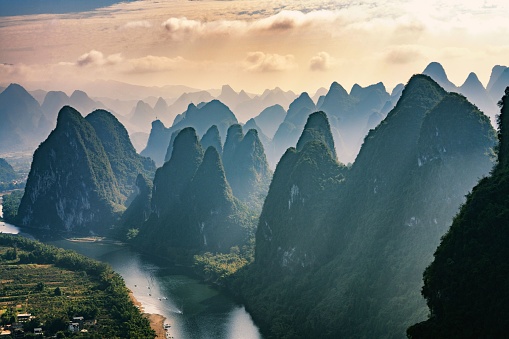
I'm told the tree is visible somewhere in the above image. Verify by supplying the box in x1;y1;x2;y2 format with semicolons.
35;282;44;291
54;287;62;296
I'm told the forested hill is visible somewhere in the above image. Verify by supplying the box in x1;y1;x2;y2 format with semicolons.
407;87;509;338
0;234;154;338
234;74;497;338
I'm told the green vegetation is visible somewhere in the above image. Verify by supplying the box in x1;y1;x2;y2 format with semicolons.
0;158;16;183
127;128;257;264
1;190;23;223
85;109;155;200
0;234;154;338
17;106;123;232
194;241;254;284
222;125;272;212
234;75;497;338
407;87;509;338
16;106;154;234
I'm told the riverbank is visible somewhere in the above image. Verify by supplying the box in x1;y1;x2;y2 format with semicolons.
129;290;167;338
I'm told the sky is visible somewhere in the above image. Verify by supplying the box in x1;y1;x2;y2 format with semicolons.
0;0;508;96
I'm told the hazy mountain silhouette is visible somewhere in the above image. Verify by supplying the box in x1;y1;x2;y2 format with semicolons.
200;125;223;157
129;100;156;131
422;62;457;92
142;100;238;166
0;158;16;183
41;91;71;124
69;90;103;114
489;67;509;105
223;124;272;211
235;87;297;123
0;83;51;153
459;72;498;123
252;104;286;138
269;92;316;167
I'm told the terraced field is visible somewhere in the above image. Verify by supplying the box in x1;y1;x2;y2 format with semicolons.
0;234;154;338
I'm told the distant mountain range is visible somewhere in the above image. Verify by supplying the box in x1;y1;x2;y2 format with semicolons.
2;61;509;167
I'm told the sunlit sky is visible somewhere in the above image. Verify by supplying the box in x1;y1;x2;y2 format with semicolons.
1;0;508;95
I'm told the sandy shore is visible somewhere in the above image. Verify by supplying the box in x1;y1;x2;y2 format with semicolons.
146;313;167;338
129;290;168;338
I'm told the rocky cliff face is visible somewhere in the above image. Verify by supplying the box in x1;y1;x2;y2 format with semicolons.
17;106;123;233
223;124;272;211
134;128;254;257
238;75;497;339
408;87;509;339
255;111;345;271
86;109;155;199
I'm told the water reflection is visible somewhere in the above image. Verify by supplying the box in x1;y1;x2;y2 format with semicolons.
48;240;262;339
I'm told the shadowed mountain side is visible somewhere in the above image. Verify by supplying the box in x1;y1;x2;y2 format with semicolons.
200;125;223;157
234;74;496;338
86;109;155;199
141;100;238;166
408;87;509;339
17;106;123;233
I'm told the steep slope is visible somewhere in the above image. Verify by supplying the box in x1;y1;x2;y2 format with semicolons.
153;97;169;117
486;65;507;92
243;118;271;152
0;84;51;153
200;125;222;156
134;128;253;259
141;120;171;166
129;100;156;131
0;158;16;183
317;81;391;163
489;67;509;106
118;174;153;236
270;92;316;167
223;125;272;210
407;87;509;339
17;106;123;233
141;100;238;166
422;62;457;92
182;147;250;252
41;91;71;124
296;111;337;158
254;111;345;271
163;129;182;164
150;128;203;218
236;75;496;338
85;109;155;199
459;72;498;123
253;104;286;138
69;90;102;114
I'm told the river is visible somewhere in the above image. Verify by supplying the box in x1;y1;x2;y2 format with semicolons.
0;198;262;339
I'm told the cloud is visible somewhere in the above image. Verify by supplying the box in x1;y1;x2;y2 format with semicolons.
243;52;297;72
161;10;347;41
74;50;188;74
76;50;123;67
309;52;335;71
123;55;186;74
122;20;152;29
384;46;425;65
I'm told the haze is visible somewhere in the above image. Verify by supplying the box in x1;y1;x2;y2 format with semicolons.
1;0;508;95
